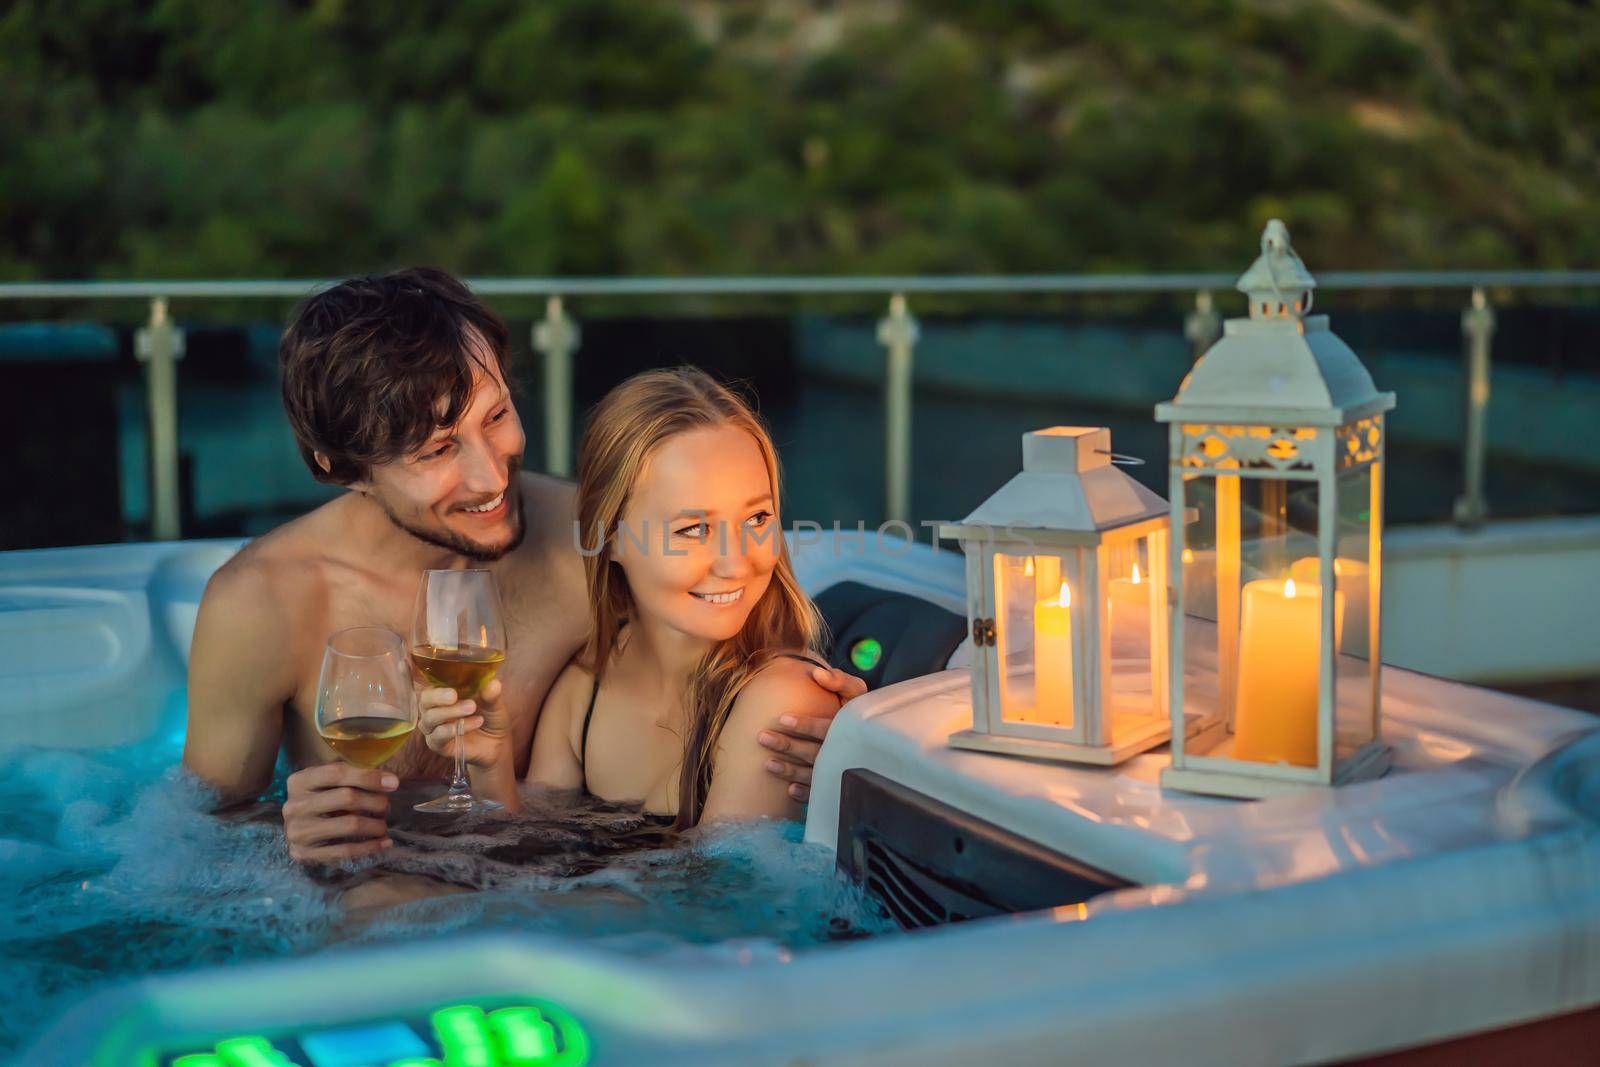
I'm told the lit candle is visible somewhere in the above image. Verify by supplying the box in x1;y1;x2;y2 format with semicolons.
1232;577;1341;767
1289;557;1367;656
1033;581;1074;727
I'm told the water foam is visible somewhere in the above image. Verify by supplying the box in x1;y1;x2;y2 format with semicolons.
0;740;892;1061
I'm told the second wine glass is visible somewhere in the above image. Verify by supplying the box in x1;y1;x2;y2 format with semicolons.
411;568;507;814
316;626;417;770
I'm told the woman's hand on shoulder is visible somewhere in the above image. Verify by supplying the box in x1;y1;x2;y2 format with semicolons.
700;657;842;823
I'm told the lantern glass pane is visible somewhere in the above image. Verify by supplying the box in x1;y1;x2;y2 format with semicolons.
993;550;1074;729
1177;474;1225;737
1232;473;1324;768
1333;461;1378;757
1182;468;1327;767
1107;532;1158;720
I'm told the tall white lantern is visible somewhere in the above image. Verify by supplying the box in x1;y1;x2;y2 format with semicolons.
1157;220;1395;799
942;427;1173;765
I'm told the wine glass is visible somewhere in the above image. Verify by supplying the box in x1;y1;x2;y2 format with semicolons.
315;627;418;771
411;568;507;814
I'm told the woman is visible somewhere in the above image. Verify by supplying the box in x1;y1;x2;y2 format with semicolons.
422;367;842;829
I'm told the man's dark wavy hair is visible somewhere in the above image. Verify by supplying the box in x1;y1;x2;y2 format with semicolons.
279;267;512;486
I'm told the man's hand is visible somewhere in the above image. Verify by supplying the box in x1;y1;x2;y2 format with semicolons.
282;763;398;864
756;664;866;803
418;677;510;769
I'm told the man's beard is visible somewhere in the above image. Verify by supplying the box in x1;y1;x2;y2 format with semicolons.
380;457;527;562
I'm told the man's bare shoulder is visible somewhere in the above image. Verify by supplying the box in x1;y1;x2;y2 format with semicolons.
508;471;585;599
198;498;349;631
515;471;578;553
185;502;356;794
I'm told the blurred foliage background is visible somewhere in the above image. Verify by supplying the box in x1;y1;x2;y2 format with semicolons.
4;0;1598;283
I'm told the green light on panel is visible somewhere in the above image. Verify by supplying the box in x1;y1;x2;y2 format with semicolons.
431;1002;590;1067
216;1036;292;1067
433;1005;496;1067
489;1007;557;1064
849;637;882;672
159;999;590;1067
169;1038;288;1067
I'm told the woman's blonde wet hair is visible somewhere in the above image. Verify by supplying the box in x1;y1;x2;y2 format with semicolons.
575;366;823;830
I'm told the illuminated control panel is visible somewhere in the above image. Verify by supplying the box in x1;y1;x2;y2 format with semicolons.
159;1000;590;1067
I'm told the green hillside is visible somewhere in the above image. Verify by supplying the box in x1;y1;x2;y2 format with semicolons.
3;0;1597;281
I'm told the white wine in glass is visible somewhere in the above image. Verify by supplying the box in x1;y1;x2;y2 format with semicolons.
412;568;507;814
315;627;417;769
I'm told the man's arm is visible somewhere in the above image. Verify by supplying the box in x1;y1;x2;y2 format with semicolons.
183;560;397;864
182;561;296;802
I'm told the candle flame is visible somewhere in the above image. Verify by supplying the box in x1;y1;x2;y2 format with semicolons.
1130;562;1142;584
1284;578;1297;598
1182;548;1194;564
1023;557;1035;577
1058;581;1071;608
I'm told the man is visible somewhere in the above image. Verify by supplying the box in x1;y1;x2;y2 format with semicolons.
182;267;860;863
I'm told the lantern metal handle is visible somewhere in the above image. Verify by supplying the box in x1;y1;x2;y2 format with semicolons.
1095;449;1146;466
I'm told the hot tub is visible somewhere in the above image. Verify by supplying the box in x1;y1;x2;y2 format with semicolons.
6;534;1600;1066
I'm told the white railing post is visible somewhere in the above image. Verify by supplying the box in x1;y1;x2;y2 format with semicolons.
134;297;185;541
1184;290;1222;358
533;296;580;478
1454;286;1495;528
877;293;918;527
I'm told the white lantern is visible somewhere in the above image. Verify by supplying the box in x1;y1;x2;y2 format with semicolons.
1157;220;1395;798
942;427;1173;765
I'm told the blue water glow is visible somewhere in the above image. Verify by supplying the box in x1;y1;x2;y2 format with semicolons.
0;702;892;1061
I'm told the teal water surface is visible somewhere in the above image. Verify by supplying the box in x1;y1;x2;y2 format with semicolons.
0;695;892;1061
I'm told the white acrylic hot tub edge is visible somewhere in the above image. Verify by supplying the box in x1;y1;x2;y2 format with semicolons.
0;539;243;747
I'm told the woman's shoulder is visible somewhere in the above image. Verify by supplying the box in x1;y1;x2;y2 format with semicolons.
732;650;835;715
547;657;597;711
531;656;598;770
538;658;598;739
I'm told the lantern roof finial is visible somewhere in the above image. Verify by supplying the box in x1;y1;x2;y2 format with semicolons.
1155;219;1394;427
1237;219;1316;321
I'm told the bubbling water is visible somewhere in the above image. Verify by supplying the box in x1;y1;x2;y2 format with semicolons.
0;738;891;1060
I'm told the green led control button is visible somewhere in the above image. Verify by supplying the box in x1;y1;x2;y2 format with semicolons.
432;1001;590;1066
849;637;882;672
488;1007;557;1065
160;998;590;1067
433;1005;496;1067
215;1036;293;1067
